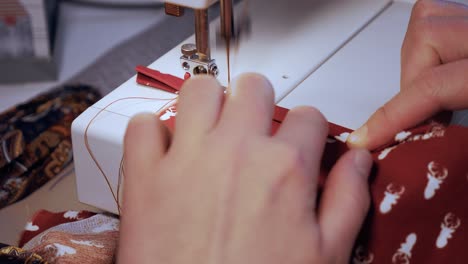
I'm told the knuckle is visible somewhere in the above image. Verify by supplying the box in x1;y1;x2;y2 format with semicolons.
408;1;441;42
266;144;305;190
276;142;304;173
374;105;397;128
255;140;303;179
413;70;443;106
403;17;433;60
371;103;409;138
180;75;220;96
411;18;436;44
412;0;439;20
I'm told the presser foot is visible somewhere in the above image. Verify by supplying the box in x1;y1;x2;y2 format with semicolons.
180;43;219;77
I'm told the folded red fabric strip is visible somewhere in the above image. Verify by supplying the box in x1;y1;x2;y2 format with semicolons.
136;65;184;94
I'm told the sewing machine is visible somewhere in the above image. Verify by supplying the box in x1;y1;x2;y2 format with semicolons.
72;0;418;214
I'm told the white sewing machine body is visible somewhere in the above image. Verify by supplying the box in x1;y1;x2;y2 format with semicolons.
72;0;417;214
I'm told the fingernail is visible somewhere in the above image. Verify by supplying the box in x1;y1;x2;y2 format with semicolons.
347;125;368;147
353;149;373;179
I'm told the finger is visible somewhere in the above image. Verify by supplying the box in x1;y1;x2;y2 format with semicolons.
318;149;372;262
217;73;275;136
174;75;224;147
124;113;169;173
348;59;468;149
124;113;170;203
274;106;328;185
401;0;468;87
121;113;171;261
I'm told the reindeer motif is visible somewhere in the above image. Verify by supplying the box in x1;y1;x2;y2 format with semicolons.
424;161;448;200
379;183;405;214
353;246;374;264
436;213;461;249
159;106;177;121
392;233;417;264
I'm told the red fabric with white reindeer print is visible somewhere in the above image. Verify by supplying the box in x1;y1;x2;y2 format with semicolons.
140;67;468;264
353;124;468;264
18;210;96;247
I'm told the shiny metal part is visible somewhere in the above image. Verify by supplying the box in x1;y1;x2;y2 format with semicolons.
194;9;210;60
180;53;218;76
217;0;252;44
220;0;234;40
180;8;218;76
181;43;197;57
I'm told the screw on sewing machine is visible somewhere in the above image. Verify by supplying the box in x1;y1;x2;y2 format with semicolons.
181;43;197;57
209;64;219;76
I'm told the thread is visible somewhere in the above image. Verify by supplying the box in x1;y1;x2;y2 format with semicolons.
116;155;125;212
84;96;177;214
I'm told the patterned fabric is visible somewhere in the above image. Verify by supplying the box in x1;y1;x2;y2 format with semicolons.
22;214;119;264
0;85;101;210
350;124;468;264
19;210;96;248
0;245;47;264
144;68;468;264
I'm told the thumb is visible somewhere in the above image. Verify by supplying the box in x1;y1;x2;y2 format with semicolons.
318;149;373;262
347;59;468;150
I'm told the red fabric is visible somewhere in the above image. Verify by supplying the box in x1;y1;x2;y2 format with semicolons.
141;67;468;263
136;66;184;94
18;210;95;247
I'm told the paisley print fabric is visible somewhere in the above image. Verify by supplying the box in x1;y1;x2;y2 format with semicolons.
0;85;100;210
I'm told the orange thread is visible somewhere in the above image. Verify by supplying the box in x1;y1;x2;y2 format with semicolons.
117;155;125;211
84;96;177;214
115;98;176;211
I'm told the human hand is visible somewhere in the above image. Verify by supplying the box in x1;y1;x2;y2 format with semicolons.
117;74;373;263
348;0;468;149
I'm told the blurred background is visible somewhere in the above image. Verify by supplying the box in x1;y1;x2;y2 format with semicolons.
0;0;199;112
0;0;201;245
